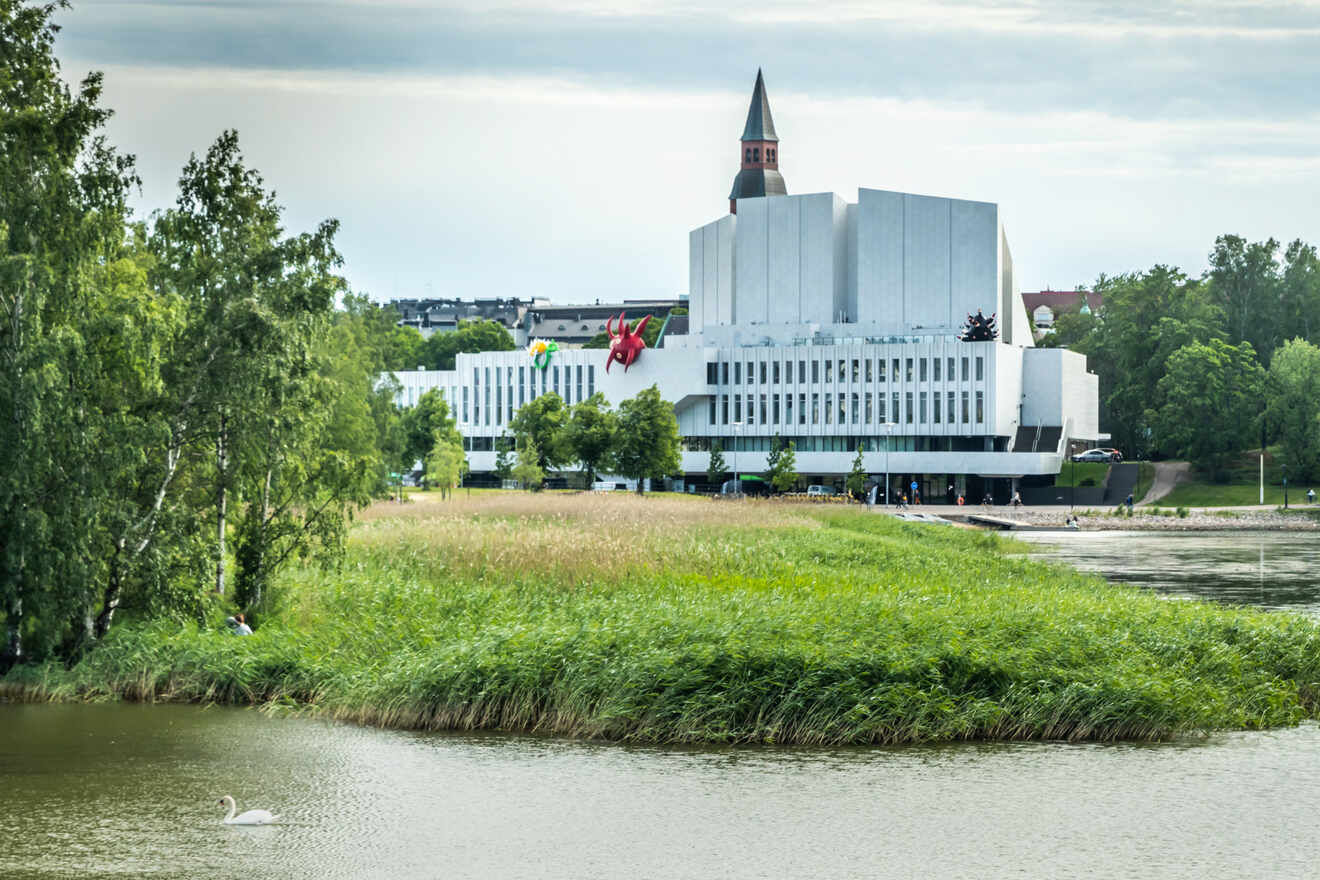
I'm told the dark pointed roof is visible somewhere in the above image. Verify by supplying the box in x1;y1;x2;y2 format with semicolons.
729;169;787;201
740;69;778;143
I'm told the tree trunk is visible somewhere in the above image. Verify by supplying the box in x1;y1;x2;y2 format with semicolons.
214;419;228;595
93;544;124;640
1;597;20;673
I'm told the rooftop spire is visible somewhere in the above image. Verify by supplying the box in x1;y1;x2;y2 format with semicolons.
740;68;778;143
729;69;786;213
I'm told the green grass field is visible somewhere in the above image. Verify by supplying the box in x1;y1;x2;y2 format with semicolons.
1054;462;1109;488
1158;450;1316;508
6;492;1320;744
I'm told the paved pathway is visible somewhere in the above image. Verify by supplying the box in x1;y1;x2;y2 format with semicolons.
1139;461;1190;505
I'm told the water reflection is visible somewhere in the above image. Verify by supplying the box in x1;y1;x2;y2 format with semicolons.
1015;530;1320;614
4;703;1320;879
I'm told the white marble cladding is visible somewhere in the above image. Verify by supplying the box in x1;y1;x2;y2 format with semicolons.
689;187;1024;345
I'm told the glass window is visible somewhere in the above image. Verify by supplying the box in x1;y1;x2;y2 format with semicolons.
463;386;469;422
812;360;820;383
576;365;583;400
933;358;941;382
747;395;754;425
709;397;716;425
920;359;928;382
905;391;913;424
484;386;490;425
851;392;859;424
891;392;899;424
947;391;955;426
852;359;860;383
919;392;927;423
892;358;900;380
773;394;781;423
947;357;955;380
798;360;806;383
961;357;969;382
905;358;913;382
786;394;793;423
839;359;847;382
865;393;873;422
976;390;984;423
553;366;560;396
773;361;780;384
877;358;887;381
760;362;767;384
588;365;595;396
824;393;833;425
706;362;718;384
721;396;729;424
961;391;970;423
760;394;767;425
746;361;753;384
976;356;984;382
798;393;806;424
721;362;729;384
865;360;873;383
496;386;502;424
934;393;942;424
734;396;742;422
812;393;820;422
734;362;741;384
877;393;886;423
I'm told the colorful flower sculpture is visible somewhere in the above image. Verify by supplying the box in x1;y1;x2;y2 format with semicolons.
605;312;650;373
527;338;558;369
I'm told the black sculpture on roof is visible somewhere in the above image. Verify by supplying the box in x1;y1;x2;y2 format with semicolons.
959;309;998;342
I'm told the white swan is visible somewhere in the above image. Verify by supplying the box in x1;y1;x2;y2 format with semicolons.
218;795;278;825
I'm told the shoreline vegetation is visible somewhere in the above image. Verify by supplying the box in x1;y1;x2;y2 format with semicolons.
4;493;1320;744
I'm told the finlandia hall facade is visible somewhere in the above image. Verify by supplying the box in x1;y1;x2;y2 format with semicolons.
392;71;1101;501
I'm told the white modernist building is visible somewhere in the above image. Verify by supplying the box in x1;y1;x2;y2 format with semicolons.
391;72;1101;500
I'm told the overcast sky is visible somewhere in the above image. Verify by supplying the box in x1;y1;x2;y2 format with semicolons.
54;0;1320;304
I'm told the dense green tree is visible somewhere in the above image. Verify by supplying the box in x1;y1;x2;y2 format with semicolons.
612;386;681;495
1280;241;1320;344
706;442;727;487
846;447;867;497
769;441;799;493
416;319;514;370
509;392;570;472
1149;339;1265;479
402;389;459;472
1059;268;1223;458
0;0;144;663
1264;338;1320;481
426;435;468;499
562;393;617;484
1208;235;1282;362
512;435;545;490
493;433;514;483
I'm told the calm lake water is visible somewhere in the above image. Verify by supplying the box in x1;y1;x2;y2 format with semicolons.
4;703;1320;880
1014;529;1320;614
7;530;1320;879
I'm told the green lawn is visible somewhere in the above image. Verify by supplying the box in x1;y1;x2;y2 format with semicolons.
1158;449;1318;508
1054;461;1109;488
1133;462;1155;503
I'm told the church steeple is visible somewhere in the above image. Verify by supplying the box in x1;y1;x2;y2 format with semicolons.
729;69;787;214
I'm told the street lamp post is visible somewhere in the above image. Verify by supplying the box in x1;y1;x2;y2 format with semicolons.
1283;462;1289;509
731;421;742;494
883;423;895;506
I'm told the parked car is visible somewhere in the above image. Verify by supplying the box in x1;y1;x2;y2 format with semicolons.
1071;449;1112;463
1095;448;1123;462
806;484;836;497
721;477;770;496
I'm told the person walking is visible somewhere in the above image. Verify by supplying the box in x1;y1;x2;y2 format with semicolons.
1011;490;1022;509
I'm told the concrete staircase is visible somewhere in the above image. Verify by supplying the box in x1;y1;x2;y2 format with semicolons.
1103;462;1140;505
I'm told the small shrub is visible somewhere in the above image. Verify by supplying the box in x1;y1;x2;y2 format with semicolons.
1176;507;1189;518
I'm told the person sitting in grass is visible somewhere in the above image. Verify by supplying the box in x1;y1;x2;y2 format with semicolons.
226;614;253;636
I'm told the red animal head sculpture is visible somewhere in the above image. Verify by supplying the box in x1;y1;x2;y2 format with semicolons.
605;312;650;372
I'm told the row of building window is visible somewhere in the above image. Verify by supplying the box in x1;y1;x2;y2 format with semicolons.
745;147;776;162
705;355;984;387
709;389;984;428
683;435;1007;453
456;364;596;426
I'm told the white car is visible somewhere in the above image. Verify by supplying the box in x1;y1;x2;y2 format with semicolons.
1071;449;1112;463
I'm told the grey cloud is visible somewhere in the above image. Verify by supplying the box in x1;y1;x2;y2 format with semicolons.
56;2;1320;121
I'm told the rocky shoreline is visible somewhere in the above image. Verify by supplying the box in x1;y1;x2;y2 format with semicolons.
976;507;1320;531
